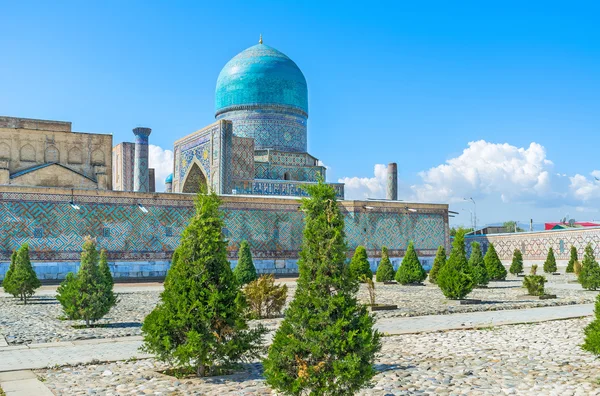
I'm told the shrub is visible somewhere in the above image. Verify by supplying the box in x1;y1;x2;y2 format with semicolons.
2;251;18;297
566;246;578;273
233;240;258;286
350;246;373;282
574;260;582;276
99;249;113;289
582;293;600;355
543;247;557;274
56;237;117;327
509;249;524;276
437;230;473;299
485;243;507;281
530;264;538;275
579;244;600;291
375;246;395;282
10;244;41;304
428;246;446;284
395;241;427;285
263;180;380;395
469;241;489;286
523;275;546;296
244;274;288;319
362;275;376;305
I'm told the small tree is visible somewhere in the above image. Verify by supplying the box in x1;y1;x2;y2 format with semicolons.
99;249;113;289
56;237;116;327
263;180;380;395
244;275;288;319
428;245;446;284
233;240;258;285
543;247;557;274
582;294;600;355
566;246;578;273
375;246;395;282
362;275;376;305
469;241;489;287
437;230;473;299
350;245;373;281
485;243;507;281
395;241;427;285
530;264;538;275
509;249;524;276
11;244;41;304
579;244;600;291
142;191;265;377
523;275;546;296
2;251;18;297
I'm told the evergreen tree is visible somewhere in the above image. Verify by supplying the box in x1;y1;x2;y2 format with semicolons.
582;293;600;355
141;191;265;377
56;237;116;327
395;241;427;285
99;249;113;289
2;250;18;297
428;245;446;284
233;240;258;285
469;241;489;286
566;246;578;273
437;230;474;299
579;244;600;291
543;247;557;274
263;180;380;395
484;243;507;281
11;244;41;304
509;249;524;276
350;245;373;281
375;246;395;282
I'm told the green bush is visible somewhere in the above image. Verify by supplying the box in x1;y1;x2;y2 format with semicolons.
233;240;258;285
523;275;546;296
579;244;600;291
2;251;18;297
437;230;473;299
566;246;578;273
428;246;446;284
582;293;600;355
509;249;524;276
574;261;582;276
263;180;380;395
543;247;557;274
141;191;265;377
375;246;395;282
395;241;427;285
485;243;507;281
469;241;489;286
10;244;41;304
99;249;113;289
350;246;373;282
56;237;117;327
244;274;288;319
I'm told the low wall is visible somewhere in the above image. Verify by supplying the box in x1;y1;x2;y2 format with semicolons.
0;186;449;281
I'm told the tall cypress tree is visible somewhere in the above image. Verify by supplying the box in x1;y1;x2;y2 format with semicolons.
469;241;489;286
12;244;41;304
579;244;600;291
350;245;373;281
99;249;114;289
263;180;380;395
566;246;578;273
543;247;557;274
375;246;395;282
509;249;524;275
2;250;18;297
395;241;427;285
428;245;446;284
437;230;473;299
233;240;258;285
141;191;265;376
485;243;507;281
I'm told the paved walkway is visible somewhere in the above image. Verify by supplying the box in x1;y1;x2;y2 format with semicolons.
0;371;53;396
0;304;593;374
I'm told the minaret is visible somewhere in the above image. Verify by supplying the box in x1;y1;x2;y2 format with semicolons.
133;127;152;192
386;162;398;200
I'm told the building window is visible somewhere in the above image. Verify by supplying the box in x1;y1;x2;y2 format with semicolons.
103;227;111;238
521;242;526;254
165;227;173;237
33;227;43;238
284;172;291;181
559;239;565;254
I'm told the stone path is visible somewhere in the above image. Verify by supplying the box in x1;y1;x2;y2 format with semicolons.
0;370;53;396
0;304;593;374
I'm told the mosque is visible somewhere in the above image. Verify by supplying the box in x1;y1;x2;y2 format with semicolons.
0;38;450;281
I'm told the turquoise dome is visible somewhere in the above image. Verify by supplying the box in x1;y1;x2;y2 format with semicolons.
215;43;308;116
165;173;173;183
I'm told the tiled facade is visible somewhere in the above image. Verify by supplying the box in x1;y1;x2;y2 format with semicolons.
0;186;449;280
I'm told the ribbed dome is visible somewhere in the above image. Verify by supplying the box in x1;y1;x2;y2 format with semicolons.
165;173;173;183
215;43;308;116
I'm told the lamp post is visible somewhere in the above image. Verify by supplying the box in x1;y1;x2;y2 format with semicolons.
464;197;476;234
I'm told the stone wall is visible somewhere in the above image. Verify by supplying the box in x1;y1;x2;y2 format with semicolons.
0;185;449;281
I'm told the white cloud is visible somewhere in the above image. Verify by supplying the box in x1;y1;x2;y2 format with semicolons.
338;164;388;200
148;144;174;192
569;171;600;201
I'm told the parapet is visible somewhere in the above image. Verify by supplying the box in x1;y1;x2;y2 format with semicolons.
0;116;72;132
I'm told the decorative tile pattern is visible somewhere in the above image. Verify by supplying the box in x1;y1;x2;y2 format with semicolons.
132;128;151;193
231;136;254;180
231;180;344;198
254;162;324;182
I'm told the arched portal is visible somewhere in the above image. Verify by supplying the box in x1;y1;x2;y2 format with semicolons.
182;162;208;193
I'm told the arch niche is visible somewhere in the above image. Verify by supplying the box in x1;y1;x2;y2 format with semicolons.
45;146;59;163
181;161;208;193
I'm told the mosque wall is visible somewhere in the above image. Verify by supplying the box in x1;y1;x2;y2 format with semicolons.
0;185;449;281
466;227;600;267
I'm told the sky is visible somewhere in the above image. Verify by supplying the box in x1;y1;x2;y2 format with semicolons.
1;1;600;228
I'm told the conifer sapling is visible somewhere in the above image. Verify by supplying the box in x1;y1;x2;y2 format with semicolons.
485;243;507;281
428;245;446;284
375;246;395;282
509;249;524;276
543;247;557;274
233;240;258;285
469;241;489;287
395;241;427;285
350;245;373;281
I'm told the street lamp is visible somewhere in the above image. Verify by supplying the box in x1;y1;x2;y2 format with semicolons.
464;197;476;234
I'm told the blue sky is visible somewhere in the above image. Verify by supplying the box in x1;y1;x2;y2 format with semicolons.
1;1;600;227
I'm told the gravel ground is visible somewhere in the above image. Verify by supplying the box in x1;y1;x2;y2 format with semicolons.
35;317;600;395
1;273;597;345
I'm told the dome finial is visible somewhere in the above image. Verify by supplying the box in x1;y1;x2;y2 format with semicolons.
259;33;263;44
